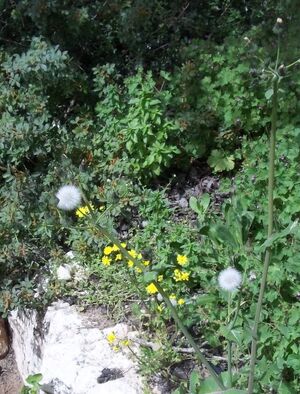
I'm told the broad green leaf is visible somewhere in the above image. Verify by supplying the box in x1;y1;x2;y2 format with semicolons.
210;224;239;249
143;271;157;283
208;150;235;172
258;220;298;252
278;381;297;393
189;371;201;393
189;194;210;219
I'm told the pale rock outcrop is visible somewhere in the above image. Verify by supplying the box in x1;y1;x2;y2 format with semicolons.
9;302;143;394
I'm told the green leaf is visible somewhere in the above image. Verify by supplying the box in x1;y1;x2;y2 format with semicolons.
189;194;210;220
208;150;235;172
278;381;297;394
258;220;298;252
196;294;217;305
26;374;43;385
189;371;201;393
198;374;246;393
265;89;274;100
209;224;239;248
143;271;157;283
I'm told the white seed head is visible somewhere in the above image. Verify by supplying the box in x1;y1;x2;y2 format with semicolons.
218;267;242;292
56;185;82;211
276;17;283;24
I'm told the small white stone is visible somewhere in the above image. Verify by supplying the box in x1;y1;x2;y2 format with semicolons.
170;298;177;306
65;250;75;259
57;265;72;281
157;294;163;302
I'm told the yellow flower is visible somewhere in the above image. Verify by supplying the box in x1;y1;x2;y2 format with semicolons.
173;269;190;282
137;253;142;259
121;242;127;248
128;260;134;268
104;246;113;255
99;205;105;211
113;346;120;352
157;305;163;312
177;254;188;266
157;275;163;282
120;339;130;347
135;267;143;273
178;298;185;305
115;253;122;261
75;205;93;218
181;271;190;281
128;249;138;259
143;260;150;266
146;283;158;294
112;244;119;252
102;256;112;266
106;332;116;344
170;293;176;299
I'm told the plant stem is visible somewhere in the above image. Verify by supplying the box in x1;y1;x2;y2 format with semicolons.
154;282;226;390
84;202;225;390
247;75;279;394
227;292;232;388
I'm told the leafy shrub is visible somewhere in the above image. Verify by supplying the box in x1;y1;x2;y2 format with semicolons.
93;65;180;181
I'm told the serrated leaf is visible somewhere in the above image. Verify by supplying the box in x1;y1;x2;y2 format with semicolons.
208;150;235;172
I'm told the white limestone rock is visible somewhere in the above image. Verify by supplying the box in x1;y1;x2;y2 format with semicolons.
9;302;143;394
56;265;72;281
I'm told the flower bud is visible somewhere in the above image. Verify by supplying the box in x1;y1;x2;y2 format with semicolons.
273;18;283;34
278;64;286;76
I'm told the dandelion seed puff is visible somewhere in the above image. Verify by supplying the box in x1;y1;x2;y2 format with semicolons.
218;267;242;292
56;185;82;211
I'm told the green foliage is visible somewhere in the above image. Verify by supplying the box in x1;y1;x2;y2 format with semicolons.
208;150;235;173
93;66;180;180
21;373;42;394
0;2;300;393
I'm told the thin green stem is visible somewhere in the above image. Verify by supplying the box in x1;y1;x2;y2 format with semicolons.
275;37;280;71
154;282;226;390
82;199;225;390
247;75;279;394
227;292;232;388
286;58;300;70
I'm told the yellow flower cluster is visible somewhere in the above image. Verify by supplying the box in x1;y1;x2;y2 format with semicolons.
106;331;131;352
101;243;150;270
101;243;126;266
76;204;105;218
173;269;190;282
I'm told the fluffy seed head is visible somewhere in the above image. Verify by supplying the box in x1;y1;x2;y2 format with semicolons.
56;185;82;211
218;267;242;292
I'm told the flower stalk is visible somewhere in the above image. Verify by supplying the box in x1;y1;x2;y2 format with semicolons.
247;74;279;393
82;199;225;390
